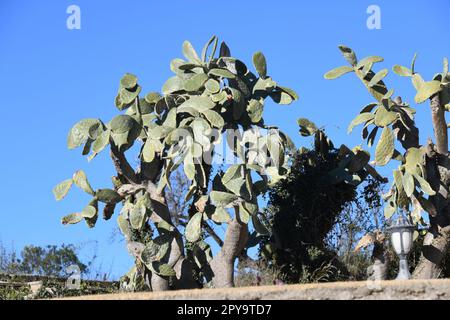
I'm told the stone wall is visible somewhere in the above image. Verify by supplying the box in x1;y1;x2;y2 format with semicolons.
64;279;450;300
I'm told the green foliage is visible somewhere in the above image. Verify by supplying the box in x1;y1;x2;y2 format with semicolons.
252;52;267;79
185;212;203;242
52;179;73;201
297;118;317;136
67;119;104;150
323;66;353;80
415;81;442;104
55;171;122;228
374;126;394;166
73;170;94;195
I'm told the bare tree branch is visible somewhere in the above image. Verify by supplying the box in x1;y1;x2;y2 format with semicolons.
110;143;139;184
203;222;224;247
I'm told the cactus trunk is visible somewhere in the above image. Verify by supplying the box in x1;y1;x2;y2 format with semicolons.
413;93;450;279
210;216;248;287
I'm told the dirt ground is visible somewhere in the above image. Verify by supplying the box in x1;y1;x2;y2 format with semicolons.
61;279;450;300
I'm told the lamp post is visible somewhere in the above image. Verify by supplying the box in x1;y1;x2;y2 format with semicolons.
387;214;415;280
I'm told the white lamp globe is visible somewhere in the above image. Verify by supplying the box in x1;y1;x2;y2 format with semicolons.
401;229;413;254
390;229;413;255
391;231;403;255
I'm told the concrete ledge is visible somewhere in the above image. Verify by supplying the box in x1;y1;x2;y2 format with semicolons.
61;279;450;300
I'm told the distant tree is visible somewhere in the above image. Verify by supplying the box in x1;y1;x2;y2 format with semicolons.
0;244;87;278
0;243;21;274
165;169;191;227
329;177;387;280
19;244;88;277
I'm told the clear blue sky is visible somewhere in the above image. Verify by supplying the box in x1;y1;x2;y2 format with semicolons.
0;0;448;279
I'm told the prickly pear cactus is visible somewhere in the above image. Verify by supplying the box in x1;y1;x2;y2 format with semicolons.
53;36;298;289
297;118;384;186
325;46;450;237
